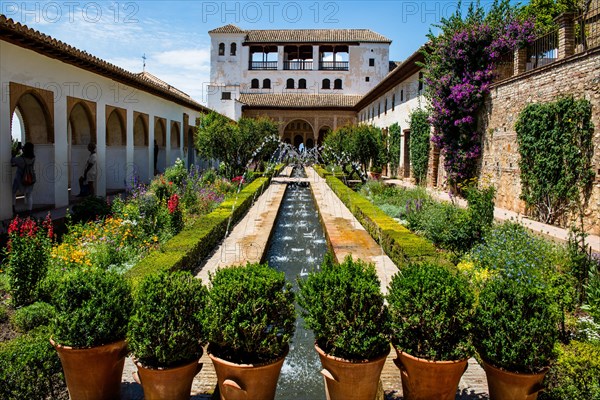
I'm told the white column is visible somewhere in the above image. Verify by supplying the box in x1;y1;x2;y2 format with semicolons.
126;108;134;187
54;96;69;208
96;105;106;197
148;115;155;178
0;81;12;220
313;45;319;71
165;120;171;167
277;46;284;71
399;132;406;177
179;119;185;161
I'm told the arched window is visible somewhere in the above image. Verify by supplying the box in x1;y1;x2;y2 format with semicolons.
322;79;330;90
263;79;271;89
230;43;237;56
251;79;259;89
334;79;343;89
218;43;225;56
298;79;307;89
286;78;295;89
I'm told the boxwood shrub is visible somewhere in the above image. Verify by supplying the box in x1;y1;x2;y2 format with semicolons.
388;262;474;361
52;268;133;348
204;263;295;364
473;275;560;374
12;301;55;333
298;254;390;361
128;271;208;368
0;326;67;400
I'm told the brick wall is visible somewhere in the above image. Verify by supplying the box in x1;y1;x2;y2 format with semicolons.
479;48;600;234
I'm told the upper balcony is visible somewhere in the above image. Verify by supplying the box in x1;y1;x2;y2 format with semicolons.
318;61;349;71
249;61;278;70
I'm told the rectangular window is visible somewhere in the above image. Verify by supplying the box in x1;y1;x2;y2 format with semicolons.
400;89;404;102
369;58;375;67
365;76;370;82
221;91;231;100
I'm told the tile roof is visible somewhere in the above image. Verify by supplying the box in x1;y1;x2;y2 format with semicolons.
0;15;208;112
210;25;391;43
239;93;363;109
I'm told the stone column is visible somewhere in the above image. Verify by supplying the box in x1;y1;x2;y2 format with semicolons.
556;12;576;59
96;105;106;197
514;47;528;75
148;114;155;178
313;45;319;71
0;82;12;220
126;108;134;188
277;46;284;70
54;95;69;208
165;120;171;166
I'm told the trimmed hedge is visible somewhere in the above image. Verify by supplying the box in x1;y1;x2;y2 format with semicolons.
315;167;439;266
125;173;276;285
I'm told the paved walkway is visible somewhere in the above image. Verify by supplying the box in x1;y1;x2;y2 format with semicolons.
387;179;600;253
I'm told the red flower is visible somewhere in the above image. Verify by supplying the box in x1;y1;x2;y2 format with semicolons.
42;213;54;240
8;216;20;235
167;193;179;214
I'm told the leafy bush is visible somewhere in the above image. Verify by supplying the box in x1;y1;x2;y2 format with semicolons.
409;109;431;184
298;255;390;361
516;97;594;225
12;301;55;332
5;215;52;307
585;254;600;324
164;158;188;187
52;268;133;348
70;196;111;223
473;275;560;374
388;262;473;361
204;263;295;364
0;326;67;400
418;202;476;256
128;271;207;368
464;182;495;234
541;340;600;400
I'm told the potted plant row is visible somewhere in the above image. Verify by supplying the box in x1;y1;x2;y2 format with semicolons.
298;255;390;400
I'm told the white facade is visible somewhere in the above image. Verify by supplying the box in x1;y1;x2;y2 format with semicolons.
207;27;391;120
0;39;204;220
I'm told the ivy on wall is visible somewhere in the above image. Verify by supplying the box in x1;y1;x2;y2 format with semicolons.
409;109;431;185
515;97;595;225
388;123;402;175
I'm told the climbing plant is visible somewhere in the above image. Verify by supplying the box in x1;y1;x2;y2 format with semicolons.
409;109;431;185
388;123;402;176
515;96;595;225
423;1;535;190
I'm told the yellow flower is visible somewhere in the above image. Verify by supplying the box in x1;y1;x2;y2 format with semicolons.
457;260;475;273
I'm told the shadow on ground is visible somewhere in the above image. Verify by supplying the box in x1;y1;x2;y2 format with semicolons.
385;389;489;400
121;382;214;400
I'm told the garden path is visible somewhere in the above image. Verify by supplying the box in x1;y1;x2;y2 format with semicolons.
387;179;600;253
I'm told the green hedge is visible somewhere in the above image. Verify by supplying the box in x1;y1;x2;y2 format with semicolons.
316;168;440;266
125;176;272;286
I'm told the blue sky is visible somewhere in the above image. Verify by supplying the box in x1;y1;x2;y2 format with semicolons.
2;1;523;104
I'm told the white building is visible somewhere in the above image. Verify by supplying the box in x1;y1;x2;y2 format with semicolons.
207;24;392;121
0;15;210;220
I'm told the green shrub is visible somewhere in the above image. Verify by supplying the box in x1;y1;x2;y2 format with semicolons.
388;262;474;361
164;158;188;187
12;301;55;332
464;183;495;234
418;202;476;256
473;275;560;374
52;268;133;348
0;326;67;400
128;271;207;368
6;216;52;307
409;109;431;184
204;263;295;364
298;255;390;361
70;196;111;223
585;256;600;324
0;303;7;323
541;340;600;400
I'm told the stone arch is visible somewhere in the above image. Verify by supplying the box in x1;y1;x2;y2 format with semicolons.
154;117;167;174
187;127;196;167
318;126;332;146
11;86;55;206
283;119;314;149
67;99;96;191
133;112;149;183
105;106;127;190
11;107;25;143
170;121;181;164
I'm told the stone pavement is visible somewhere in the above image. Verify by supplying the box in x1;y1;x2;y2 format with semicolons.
387;179;600;253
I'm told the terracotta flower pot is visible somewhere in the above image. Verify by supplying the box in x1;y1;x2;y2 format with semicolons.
208;345;288;400
393;348;468;400
132;357;203;400
482;360;548;400
51;338;128;400
315;343;389;400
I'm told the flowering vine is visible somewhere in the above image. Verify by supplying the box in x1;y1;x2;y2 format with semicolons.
424;4;535;189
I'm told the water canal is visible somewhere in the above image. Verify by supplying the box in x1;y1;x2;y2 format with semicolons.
265;166;328;400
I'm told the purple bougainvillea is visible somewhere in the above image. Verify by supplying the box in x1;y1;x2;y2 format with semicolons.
424;7;535;189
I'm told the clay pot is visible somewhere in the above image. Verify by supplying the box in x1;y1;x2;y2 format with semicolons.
51;338;128;400
393;348;468;400
208;345;288;400
482;360;548;400
315;343;389;400
132;357;203;400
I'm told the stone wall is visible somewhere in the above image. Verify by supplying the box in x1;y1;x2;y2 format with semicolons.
479;47;600;234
